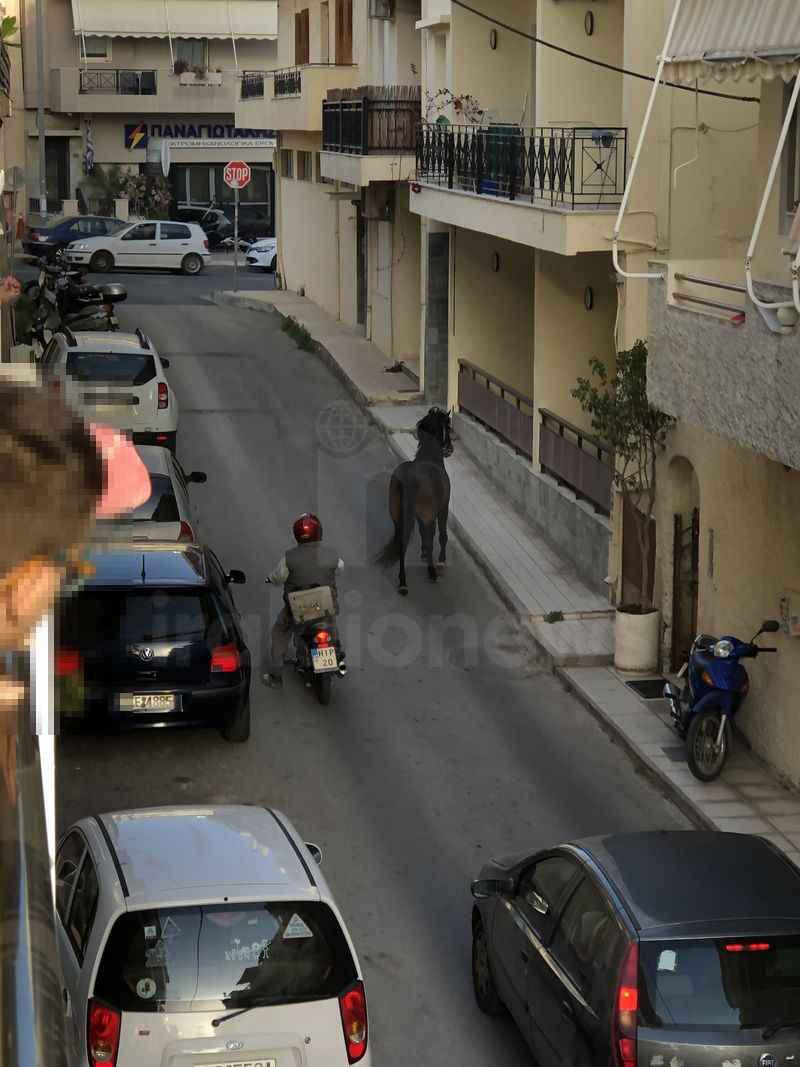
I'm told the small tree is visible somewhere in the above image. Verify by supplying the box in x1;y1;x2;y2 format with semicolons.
572;339;673;612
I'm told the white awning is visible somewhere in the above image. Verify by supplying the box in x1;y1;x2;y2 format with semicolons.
70;0;277;39
664;0;800;83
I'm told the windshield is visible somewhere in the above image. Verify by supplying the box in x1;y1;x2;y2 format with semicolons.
640;937;800;1030
66;352;156;385
94;902;357;1012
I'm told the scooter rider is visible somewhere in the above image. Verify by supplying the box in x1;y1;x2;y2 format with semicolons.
263;513;344;689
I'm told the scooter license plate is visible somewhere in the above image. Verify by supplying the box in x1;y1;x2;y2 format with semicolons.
311;647;338;672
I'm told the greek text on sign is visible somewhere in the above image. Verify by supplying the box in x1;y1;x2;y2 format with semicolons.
224;161;252;190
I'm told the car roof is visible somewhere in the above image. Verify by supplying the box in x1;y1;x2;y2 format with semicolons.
96;805;318;906
573;831;800;934
83;542;208;587
62;331;156;355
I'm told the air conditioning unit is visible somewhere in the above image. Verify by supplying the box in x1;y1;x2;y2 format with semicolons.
369;0;394;18
361;184;394;220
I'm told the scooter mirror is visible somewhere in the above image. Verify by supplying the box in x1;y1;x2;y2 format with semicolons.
761;620;781;633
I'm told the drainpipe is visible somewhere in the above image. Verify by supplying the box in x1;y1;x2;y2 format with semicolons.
35;0;47;218
612;0;685;280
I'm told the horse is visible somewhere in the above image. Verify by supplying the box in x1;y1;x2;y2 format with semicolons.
377;407;453;595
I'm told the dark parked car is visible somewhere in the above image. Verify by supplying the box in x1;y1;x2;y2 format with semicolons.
24;215;126;258
56;542;251;741
220;203;273;240
174;206;233;247
471;831;800;1066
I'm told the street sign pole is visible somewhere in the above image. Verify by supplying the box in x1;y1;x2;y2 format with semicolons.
223;161;251;295
234;186;239;292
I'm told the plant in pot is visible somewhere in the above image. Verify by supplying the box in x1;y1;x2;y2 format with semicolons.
173;57;190;76
192;64;208;80
572;339;673;672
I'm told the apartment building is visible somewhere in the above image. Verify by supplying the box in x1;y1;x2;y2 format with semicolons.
20;0;278;220
236;0;422;367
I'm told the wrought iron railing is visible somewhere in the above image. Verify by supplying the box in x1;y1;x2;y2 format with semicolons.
323;97;421;154
241;71;265;99
539;408;613;514
0;43;11;98
79;68;157;95
275;67;302;97
417;123;628;209
458;360;534;458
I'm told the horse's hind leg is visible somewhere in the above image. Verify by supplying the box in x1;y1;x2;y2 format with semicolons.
398;497;416;595
437;504;450;567
421;521;438;581
418;517;426;560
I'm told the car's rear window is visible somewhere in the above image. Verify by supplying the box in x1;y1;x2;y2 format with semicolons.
94;902;357;1012
66;352;156;385
639;937;800;1030
129;474;179;523
59;590;230;646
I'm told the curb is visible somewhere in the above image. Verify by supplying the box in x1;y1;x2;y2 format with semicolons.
554;667;715;831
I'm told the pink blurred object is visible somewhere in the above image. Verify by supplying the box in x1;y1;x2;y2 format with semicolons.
89;424;151;519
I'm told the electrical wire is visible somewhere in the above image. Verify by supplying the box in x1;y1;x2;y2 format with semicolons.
448;0;760;105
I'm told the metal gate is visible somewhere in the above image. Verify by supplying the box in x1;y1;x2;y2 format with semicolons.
671;508;700;670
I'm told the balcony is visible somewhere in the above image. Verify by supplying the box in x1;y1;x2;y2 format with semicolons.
458;360;534;459
235;64;361;134
539;409;613;515
648;262;800;469
411;123;639;256
320;91;421;185
50;67;237;114
0;42;10;99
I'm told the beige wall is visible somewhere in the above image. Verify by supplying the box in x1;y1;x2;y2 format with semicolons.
366;0;421;87
752;78;796;286
368;187;420;362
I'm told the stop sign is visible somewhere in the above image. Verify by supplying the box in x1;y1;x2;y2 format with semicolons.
224;160;252;190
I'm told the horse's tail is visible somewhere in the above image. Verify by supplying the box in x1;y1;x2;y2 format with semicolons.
376;474;404;566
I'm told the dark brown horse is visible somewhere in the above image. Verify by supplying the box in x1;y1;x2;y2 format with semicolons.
378;408;453;595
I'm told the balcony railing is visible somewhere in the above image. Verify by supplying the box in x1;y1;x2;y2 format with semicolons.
458;360;534;458
241;71;265;99
539;408;613;514
80;68;157;95
0;43;11;98
275;67;302;97
417;123;628;209
323;96;421;154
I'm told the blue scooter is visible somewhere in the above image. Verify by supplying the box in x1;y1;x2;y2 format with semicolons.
664;620;780;781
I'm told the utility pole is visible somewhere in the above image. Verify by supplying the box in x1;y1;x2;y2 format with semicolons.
35;0;47;218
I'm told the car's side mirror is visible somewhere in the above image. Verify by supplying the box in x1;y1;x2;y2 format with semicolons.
761;620;781;633
187;471;207;484
470;878;514;900
226;569;246;584
161;357;170;369
305;842;323;865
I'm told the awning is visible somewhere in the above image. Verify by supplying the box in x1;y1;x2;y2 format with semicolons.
664;0;800;83
70;0;277;39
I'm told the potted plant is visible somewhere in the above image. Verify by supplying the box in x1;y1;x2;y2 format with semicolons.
173;57;190;76
572;339;673;671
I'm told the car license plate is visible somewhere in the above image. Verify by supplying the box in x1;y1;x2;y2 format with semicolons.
199;1061;276;1067
311;647;338;672
119;693;176;713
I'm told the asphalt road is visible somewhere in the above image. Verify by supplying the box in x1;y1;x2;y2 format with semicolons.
57;266;689;1066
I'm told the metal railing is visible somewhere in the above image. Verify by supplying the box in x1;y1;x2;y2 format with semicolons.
671;271;747;317
458;360;534;458
417;123;628;209
539;408;613;514
1;673;68;1067
79;68;157;95
323;97;421;154
275;67;302;97
0;43;11;98
241;71;265;99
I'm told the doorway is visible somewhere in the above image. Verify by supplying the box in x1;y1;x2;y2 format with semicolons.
424;231;449;405
668;457;701;670
356;205;367;329
45;138;70;209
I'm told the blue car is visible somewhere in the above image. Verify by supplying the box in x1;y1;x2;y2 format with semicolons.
23;215;126;258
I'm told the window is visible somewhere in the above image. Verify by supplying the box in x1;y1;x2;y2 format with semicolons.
297;150;313;181
122;222;156;241
67;854;100;962
516;855;579;940
549;877;625;1013
335;0;353;65
81;35;110;59
56;831;86;922
174;38;207;69
112;474;180;524
160;223;192;240
66;352;156;385
295;8;310;66
280;149;294;179
784;80;800;231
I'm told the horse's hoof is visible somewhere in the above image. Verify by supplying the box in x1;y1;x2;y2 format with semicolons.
428;572;438;583
437;560;447;570
399;585;409;597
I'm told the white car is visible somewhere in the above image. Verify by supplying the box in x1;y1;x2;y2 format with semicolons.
246;236;278;272
66;220;210;275
93;445;207;542
39;329;179;452
55;805;371;1067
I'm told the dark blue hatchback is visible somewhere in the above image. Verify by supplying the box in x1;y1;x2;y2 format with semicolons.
24;216;126;258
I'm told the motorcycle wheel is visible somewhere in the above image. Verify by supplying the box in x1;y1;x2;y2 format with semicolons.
315;675;332;706
686;709;730;781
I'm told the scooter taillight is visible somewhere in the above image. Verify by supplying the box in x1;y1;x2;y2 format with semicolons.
313;630;332;648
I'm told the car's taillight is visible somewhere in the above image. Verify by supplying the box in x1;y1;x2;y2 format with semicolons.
87;998;121;1066
211;644;241;673
178;521;194;543
158;382;168;409
724;941;771;952
613;942;638;1067
56;648;82;677
339;980;367;1063
313;630;332;647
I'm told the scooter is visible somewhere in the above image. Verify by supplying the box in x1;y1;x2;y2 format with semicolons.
664;620;780;781
265;578;347;705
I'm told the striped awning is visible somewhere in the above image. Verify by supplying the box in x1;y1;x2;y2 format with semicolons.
70;0;277;39
664;0;800;83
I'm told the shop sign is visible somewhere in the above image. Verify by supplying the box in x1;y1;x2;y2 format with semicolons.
124;122;275;150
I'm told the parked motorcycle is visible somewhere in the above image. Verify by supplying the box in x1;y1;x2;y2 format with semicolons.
18;258;127;349
265;577;347;705
664;620;780;781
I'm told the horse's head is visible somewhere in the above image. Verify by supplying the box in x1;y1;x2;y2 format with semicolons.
417;407;454;457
